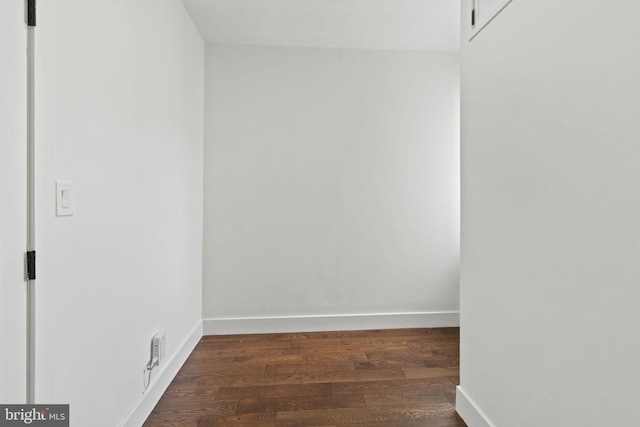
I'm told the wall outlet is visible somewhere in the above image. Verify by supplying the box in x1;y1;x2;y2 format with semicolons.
151;332;167;366
144;331;166;392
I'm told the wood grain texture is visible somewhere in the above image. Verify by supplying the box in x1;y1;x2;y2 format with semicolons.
144;328;466;426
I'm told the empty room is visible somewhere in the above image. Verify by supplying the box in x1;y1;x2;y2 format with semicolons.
1;1;639;427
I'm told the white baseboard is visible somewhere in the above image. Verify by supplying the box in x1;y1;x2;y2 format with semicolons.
203;311;459;335
456;386;497;427
119;321;203;427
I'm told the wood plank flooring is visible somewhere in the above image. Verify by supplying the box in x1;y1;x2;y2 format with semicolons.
144;328;466;427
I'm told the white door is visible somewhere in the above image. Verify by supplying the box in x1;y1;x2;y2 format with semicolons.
0;0;29;403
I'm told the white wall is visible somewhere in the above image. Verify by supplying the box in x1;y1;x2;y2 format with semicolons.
204;45;460;332
0;1;28;404
34;1;204;425
458;1;640;426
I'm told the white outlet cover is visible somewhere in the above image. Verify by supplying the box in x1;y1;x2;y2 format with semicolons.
56;181;74;216
159;332;167;365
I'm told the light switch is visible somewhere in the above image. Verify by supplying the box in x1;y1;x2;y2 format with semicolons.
56;181;73;216
61;189;71;208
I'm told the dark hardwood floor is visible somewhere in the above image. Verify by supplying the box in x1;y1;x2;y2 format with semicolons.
144;328;466;426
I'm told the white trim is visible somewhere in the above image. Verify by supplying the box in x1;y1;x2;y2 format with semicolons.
456;386;497;427
26;23;36;406
118;321;203;427
203;311;459;335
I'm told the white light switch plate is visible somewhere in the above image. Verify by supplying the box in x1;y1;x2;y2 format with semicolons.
56;181;73;216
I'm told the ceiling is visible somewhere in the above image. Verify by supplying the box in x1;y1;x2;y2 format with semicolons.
181;0;460;51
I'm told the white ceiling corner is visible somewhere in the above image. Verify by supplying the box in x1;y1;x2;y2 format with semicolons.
181;0;460;51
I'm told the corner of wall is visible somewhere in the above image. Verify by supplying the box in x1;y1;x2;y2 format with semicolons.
455;386;497;427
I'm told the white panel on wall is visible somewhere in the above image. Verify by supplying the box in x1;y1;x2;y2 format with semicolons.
459;0;640;425
34;0;204;425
